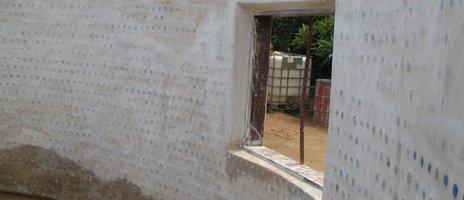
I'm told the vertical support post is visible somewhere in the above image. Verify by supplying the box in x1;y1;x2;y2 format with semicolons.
270;54;276;104
299;17;314;164
249;16;272;144
278;56;284;103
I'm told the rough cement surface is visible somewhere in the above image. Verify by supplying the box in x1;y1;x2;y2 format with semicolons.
0;0;332;199
227;151;321;199
324;0;464;199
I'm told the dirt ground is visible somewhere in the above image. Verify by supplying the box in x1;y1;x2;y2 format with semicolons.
263;111;328;172
0;193;41;200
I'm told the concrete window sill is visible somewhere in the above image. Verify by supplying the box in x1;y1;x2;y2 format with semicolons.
244;146;324;188
230;147;323;200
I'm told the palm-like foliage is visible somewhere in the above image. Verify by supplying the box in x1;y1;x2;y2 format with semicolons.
271;17;309;53
289;16;334;69
289;24;309;53
313;39;333;68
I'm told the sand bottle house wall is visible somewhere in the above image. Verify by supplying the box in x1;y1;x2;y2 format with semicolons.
324;0;464;199
0;0;332;200
1;0;462;199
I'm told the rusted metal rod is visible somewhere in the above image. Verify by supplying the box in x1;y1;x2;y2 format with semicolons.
299;17;314;164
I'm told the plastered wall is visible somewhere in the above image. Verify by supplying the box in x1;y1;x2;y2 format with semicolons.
4;0;461;199
324;0;464;199
0;0;331;200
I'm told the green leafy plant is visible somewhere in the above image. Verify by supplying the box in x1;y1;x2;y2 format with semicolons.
289;24;309;54
288;16;334;69
271;17;308;53
313;39;333;68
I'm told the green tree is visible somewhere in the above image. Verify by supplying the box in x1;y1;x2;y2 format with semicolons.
271;16;334;69
271;17;309;53
290;16;334;69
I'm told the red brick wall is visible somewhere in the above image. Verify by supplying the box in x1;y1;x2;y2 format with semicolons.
313;79;331;126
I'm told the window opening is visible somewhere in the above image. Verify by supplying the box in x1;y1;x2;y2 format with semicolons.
249;15;334;173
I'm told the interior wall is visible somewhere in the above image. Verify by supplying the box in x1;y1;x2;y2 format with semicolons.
324;0;464;199
0;0;332;199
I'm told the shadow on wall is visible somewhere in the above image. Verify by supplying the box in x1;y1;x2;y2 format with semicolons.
0;145;153;200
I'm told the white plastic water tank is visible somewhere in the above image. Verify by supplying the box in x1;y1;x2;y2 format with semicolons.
267;51;309;108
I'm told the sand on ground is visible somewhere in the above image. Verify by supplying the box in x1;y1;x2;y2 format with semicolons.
263;111;328;172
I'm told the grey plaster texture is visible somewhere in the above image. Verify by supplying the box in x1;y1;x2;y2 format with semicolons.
324;0;464;199
0;0;333;200
2;0;462;199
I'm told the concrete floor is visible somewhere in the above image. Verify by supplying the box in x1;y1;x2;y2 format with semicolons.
0;193;42;200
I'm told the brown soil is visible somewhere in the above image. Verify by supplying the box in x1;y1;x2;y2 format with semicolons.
0;145;153;200
0;193;42;200
263;112;328;172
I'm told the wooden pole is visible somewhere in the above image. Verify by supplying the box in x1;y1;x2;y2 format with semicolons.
249;16;272;144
